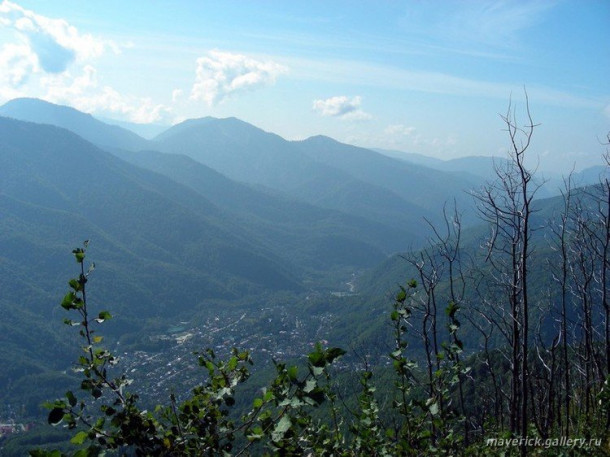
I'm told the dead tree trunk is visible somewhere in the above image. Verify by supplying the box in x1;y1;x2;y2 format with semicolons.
472;91;539;456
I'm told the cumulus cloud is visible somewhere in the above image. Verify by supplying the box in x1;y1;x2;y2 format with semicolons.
0;2;164;123
42;65;171;124
190;50;287;105
0;0;114;78
0;42;35;86
312;95;372;120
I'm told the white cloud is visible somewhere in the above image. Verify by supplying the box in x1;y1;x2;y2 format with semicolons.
190;50;287;105
41;65;171;124
312;95;372;120
0;42;35;86
0;1;116;78
0;2;164;123
172;88;183;102
42;64;98;99
73;88;170;124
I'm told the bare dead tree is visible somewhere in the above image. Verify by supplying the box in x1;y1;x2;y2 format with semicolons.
402;202;469;444
471;90;540;455
548;172;575;435
601;143;610;377
427;204;469;443
465;307;507;431
581;144;610;376
569;198;602;424
530;299;560;439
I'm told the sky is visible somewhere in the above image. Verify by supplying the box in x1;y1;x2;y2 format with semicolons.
0;0;608;173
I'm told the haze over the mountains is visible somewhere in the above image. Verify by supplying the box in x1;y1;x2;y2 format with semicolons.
0;95;607;332
0;92;608;457
0;3;608;453
0;98;495;309
0;2;607;175
1;98;482;234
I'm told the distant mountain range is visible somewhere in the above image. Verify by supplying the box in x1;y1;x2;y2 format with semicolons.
374;148;609;197
1;97;607;417
374;147;505;180
2;97;607;286
0;99;490;234
0;98;149;151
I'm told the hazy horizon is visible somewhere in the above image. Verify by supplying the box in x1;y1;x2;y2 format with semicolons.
0;1;608;173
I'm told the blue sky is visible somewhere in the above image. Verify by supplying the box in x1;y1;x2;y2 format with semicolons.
0;1;608;172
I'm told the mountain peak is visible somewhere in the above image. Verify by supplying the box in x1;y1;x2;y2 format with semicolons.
0;97;148;151
300;134;340;145
0;97;96;122
154;115;282;144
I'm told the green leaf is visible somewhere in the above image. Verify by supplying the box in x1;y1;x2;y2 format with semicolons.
308;346;325;367
395;287;406;303
325;347;346;363
73;297;84;309
272;415;292;441
311;365;324;376
61;292;76;310
69;278;82;291
304;378;317;393
445;301;459;318
253;398;263;408
66;391;77;407
48;407;64;425
287;397;304;407
247;425;264;441
287;365;298;380
426;397;440;415
263;390;274;402
72;248;85;264
70;431;88;445
308;388;325;405
95;311;112;323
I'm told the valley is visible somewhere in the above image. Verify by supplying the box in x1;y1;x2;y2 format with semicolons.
0;2;606;453
0;98;609;455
